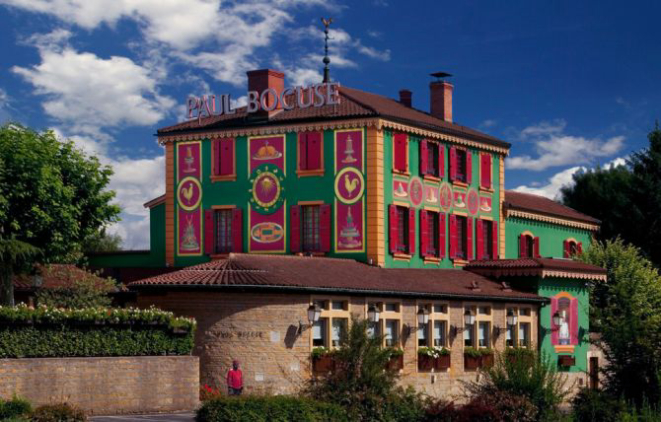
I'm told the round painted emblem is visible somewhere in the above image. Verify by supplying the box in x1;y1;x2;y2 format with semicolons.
177;177;202;211
409;177;424;207
251;222;284;244
249;164;285;214
334;167;365;205
439;182;453;212
467;188;479;216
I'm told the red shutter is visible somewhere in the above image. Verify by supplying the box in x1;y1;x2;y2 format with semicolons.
577;242;583;255
290;205;301;253
563;240;570;258
486;155;492;188
476;219;484;260
449;214;457;259
204;209;214;254
466;217;474;260
408;207;416;255
481;154;492;189
420;140;428;176
449;147;457;181
212;140;220;176
491;221;498;259
220;138;234;175
419;209;429;257
466;151;472;185
533;237;540;258
551;298;559;345
299;133;308;170
570;298;579;345
308;132;322;171
394;133;407;172
439;145;445;179
389;205;399;254
231;208;243;252
439;213;446;259
320;204;331;253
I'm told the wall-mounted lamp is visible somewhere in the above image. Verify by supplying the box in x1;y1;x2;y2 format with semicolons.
298;304;321;335
417;307;430;326
464;309;475;326
506;309;518;327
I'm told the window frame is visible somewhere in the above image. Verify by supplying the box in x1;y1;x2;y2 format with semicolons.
455;148;468;183
481;219;493;259
311;296;351;350
214;208;233;254
365;299;403;349
297;131;325;177
396;205;410;254
416;301;450;353
456;215;468;260
506;305;534;348
464;303;493;350
301;203;322;253
210;138;237;182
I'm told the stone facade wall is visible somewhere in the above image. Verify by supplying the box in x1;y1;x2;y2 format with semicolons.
138;290;540;401
0;356;199;415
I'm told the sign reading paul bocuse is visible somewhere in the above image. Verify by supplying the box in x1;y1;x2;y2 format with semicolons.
187;82;341;122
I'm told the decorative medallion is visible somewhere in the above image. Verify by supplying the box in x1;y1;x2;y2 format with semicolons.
249;164;285;214
393;179;409;199
177;176;202;211
479;195;493;213
334;167;365;205
467;188;479;216
250;222;284;244
409;176;424;208
439;182;453;212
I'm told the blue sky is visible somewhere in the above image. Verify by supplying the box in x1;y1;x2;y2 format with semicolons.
1;0;659;248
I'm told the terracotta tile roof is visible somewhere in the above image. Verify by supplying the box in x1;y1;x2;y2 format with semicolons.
157;86;510;150
129;254;544;302
504;190;600;225
13;264;113;291
465;257;607;281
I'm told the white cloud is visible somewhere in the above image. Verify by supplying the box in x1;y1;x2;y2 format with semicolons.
12;31;175;137
0;88;10;122
507;119;625;171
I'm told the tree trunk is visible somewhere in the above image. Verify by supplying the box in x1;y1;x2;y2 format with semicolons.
0;266;14;306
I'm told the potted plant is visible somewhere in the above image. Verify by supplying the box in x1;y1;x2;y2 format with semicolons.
480;348;494;368
558;355;575;367
385;348;404;371
418;346;450;371
435;347;451;370
311;347;335;372
505;347;535;365
464;347;482;370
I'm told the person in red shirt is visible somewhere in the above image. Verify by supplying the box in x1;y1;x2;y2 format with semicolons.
226;360;243;395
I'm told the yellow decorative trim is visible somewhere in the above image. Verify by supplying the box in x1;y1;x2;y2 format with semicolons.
452;180;468;189
453;259;469;267
298;200;324;206
423;257;441;265
423;174;441;183
554;345;575;353
393;253;412;261
452;210;468;217
541;270;606;282
211;205;236;210
521;230;535;238
366;126;385;267
499;155;506;258
393;201;410;208
296;169;325;177
210;175;236;182
506;209;599;231
479;186;494;193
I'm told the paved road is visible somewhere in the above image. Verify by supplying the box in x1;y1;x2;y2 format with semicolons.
91;413;195;422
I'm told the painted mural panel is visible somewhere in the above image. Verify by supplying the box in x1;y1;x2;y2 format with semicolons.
467;188;479;216
176;141;202;256
439;182;452;212
334;129;365;253
423;183;439;207
408;177;424;208
551;291;579;352
393;178;409;201
479;194;493;214
248;136;286;253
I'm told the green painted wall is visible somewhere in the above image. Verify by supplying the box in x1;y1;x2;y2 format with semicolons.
537;278;590;373
504;217;593;259
173;129;368;267
382;130;502;269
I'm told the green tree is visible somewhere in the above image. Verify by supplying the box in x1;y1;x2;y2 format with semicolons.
34;265;117;308
81;228;122;253
579;238;661;407
0;123;120;305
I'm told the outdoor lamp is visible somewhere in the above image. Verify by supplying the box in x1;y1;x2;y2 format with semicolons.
464;309;475;326
367;304;380;323
552;311;563;327
506;309;517;326
417;307;430;326
307;304;321;325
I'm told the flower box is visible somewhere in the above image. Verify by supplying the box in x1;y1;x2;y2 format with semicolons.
387;355;404;371
481;353;494;368
558;355;575;367
435;354;451;370
464;354;481;370
313;355;335;373
418;355;436;371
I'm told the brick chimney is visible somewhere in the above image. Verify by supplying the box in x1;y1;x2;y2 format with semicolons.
430;80;453;123
399;89;412;107
246;69;285;117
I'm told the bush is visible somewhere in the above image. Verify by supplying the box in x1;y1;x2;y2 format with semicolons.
34;264;117;309
31;403;87;422
423;392;536;422
0;396;32;419
196;396;348;422
0;305;196;358
572;389;627;422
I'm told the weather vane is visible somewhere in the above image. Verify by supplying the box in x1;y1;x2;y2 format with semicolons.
321;17;333;83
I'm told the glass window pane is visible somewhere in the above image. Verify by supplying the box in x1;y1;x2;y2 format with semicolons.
385;303;398;312
418;323;428;347
433;304;446;314
478;322;490;347
519;323;530;347
313;318;327;347
331;300;345;310
506;325;515;347
464;326;474;347
385;320;399;347
433;320;446;347
478;306;491;315
332;318;347;347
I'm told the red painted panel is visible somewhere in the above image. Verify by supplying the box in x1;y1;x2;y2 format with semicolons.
394;133;407;172
299;133;308;170
290;205;301;253
491;221;498;259
419;209;428;257
570;298;579;345
466;217;474;260
212;140;220;176
533;237;540;258
389;204;398;254
408;207;416;255
320;203;331;252
439;145;445;179
551;298;559;345
420;140;428;176
204;209;214;254
439;213;446;259
520;235;528;258
466;151;472;185
220;138;234;175
449;214;457;259
563;240;570;258
307;131;322;170
476;219;484;260
449;147;457;181
232;208;243;253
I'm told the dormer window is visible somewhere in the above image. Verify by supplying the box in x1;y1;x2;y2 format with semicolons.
519;232;540;258
450;147;472;184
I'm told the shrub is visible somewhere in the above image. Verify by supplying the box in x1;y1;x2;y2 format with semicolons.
0;396;32;419
418;346;450;357
572;389;627;422
196;396;348;422
200;384;223;401
31;403;87;422
34;264;117;309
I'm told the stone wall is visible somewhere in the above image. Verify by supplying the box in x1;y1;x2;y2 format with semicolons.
138;290;541;401
0;356;199;415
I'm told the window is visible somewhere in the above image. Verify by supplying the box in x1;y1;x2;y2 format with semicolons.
519;323;531;347
420;140;442;178
464;304;493;350
393;133;408;173
298;132;323;174
215;209;232;253
312;297;351;350
519;233;539;258
450;147;472;185
389;205;415;256
384;320;399;347
480;153;492;190
212;138;235;179
477;219;494;260
449;214;473;261
433;320;447;347
418;302;450;351
421;210;441;258
456;215;467;259
564;239;583;258
397;207;408;253
366;300;402;348
302;205;321;252
478;322;491;347
506;306;534;348
418;322;428;347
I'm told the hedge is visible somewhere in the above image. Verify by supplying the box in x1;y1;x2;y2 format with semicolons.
0;305;196;358
196;396;348;422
